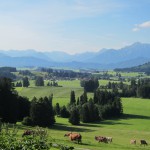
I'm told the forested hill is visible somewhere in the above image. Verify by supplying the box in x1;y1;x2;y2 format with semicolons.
114;62;150;74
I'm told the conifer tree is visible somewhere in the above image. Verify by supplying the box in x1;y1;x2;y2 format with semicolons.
80;104;90;123
60;106;70;118
35;76;44;86
0;77;18;123
70;90;76;105
23;77;30;87
30;95;55;127
55;103;60;116
69;107;80;125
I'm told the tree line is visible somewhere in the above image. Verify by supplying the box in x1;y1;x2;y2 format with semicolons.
114;62;150;75
0;67;16;79
0;77;55;126
40;67;91;79
105;78;150;98
55;90;123;125
0;77;122;127
15;76;60;87
0;77;30;123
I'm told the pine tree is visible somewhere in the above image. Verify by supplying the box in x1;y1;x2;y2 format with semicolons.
60;106;70;118
30;95;55;127
17;96;30;121
69;106;80;125
35;76;44;86
80;104;90;123
77;97;80;105
83;90;88;104
55;103;60;116
0;77;18;123
23;77;30;87
70;90;76;105
83;78;99;92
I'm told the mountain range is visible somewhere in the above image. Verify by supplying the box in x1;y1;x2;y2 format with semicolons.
0;42;150;70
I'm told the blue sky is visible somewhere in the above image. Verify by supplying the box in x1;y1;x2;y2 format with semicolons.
0;0;150;54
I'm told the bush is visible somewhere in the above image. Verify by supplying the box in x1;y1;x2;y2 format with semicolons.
22;116;33;126
0;123;72;150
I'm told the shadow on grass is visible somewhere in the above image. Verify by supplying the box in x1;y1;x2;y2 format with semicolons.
16;113;150;133
100;120;131;126
122;114;150;120
80;122;102;128
16;124;32;130
49;123;95;132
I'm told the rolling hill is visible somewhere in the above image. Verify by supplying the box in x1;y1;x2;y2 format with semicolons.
114;61;150;73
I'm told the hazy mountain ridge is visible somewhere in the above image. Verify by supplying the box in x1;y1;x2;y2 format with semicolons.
0;42;150;69
114;61;150;73
0;49;52;61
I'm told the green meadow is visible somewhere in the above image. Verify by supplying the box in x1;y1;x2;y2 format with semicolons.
15;80;150;150
47;98;150;150
15;97;150;150
16;79;94;106
16;79;127;106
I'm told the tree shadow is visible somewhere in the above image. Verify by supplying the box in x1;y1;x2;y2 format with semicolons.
49;123;95;132
80;122;102;128
17;113;150;133
122;114;150;120
100;120;132;126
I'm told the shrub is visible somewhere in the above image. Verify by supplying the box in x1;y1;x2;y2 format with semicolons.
22;116;33;126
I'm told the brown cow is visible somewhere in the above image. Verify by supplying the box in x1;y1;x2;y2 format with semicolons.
22;130;34;137
130;139;136;145
64;132;82;144
140;140;148;146
22;128;47;137
95;136;108;143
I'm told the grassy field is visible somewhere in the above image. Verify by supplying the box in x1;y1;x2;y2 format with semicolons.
15;79;150;149
93;71;142;77
16;97;150;150
16;79;129;106
16;79;94;106
37;97;149;150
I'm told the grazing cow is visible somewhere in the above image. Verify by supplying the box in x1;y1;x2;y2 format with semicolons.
22;129;47;137
64;132;82;144
130;139;136;145
140;140;148;146
95;136;108;143
22;130;34;137
106;137;112;143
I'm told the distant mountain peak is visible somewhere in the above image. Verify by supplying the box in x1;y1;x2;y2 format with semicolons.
132;42;142;46
0;42;150;69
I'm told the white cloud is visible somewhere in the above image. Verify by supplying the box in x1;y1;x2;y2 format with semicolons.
139;21;150;28
132;27;139;32
133;21;150;32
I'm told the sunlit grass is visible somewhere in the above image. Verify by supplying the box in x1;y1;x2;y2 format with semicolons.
15;80;150;150
46;98;150;150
